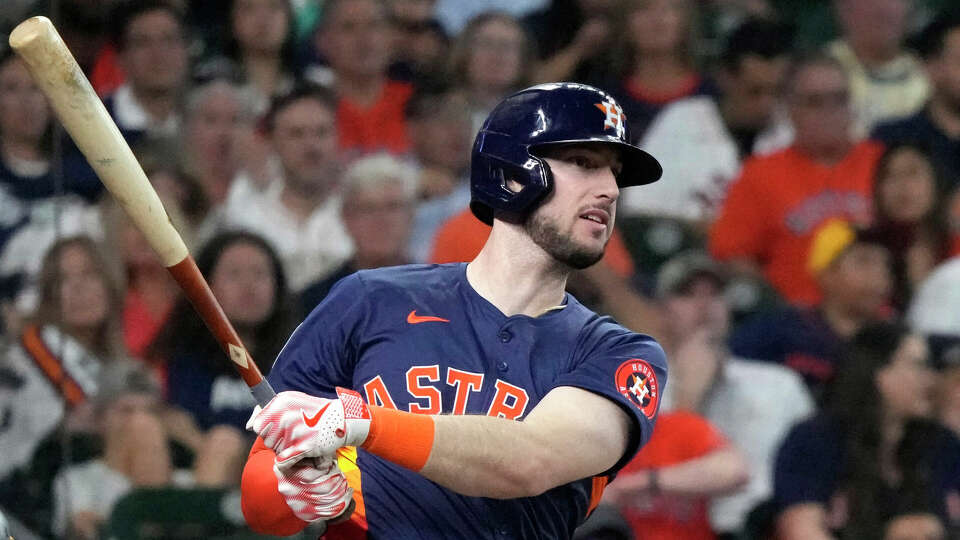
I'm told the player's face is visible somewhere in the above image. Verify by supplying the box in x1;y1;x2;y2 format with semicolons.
527;144;621;269
211;242;277;327
876;334;934;420
271;97;339;189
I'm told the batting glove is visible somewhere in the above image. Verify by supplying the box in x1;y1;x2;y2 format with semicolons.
247;387;372;469
274;456;353;522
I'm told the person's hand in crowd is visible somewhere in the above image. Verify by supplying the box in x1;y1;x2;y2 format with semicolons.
159;405;205;453
671;327;724;411
67;510;102;540
570;17;611;58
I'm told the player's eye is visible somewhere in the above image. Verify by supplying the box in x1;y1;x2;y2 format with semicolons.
570;155;595;169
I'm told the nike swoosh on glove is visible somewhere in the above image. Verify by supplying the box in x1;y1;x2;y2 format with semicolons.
274;456;353;522
247;388;372;469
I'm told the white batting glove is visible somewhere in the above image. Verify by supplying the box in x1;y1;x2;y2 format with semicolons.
274;456;353;522
247;387;372;469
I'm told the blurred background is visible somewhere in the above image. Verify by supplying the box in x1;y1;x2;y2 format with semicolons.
0;0;959;539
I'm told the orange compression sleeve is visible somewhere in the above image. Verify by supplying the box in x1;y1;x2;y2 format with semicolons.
361;406;436;472
240;437;309;535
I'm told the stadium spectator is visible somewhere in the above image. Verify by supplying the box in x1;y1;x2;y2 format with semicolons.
103;0;189;145
730;220;893;401
524;0;618;84
448;12;534;133
193;0;299;115
869;143;951;311
936;366;960;438
181;79;261;239
873;12;960;189
0;49;102;311
622;17;792;224
709;53;884;305
0;236;125;535
774;322;960;538
434;0;548;35
98;191;189;361
405;89;474;262
602;410;749;539
221;84;354;292
150;231;295;486
308;0;413;155
51;360;171;539
386;0;449;87
598;0;715;140
908;256;960;367
883;509;948;540
654;251;815;536
301;154;418;314
827;0;930;137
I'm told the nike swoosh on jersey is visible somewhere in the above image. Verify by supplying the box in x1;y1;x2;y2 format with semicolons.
302;402;331;427
407;310;450;324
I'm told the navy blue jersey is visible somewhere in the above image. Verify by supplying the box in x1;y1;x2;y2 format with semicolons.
268;263;667;539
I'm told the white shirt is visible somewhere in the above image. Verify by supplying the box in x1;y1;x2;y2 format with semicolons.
221;176;354;292
621;96;742;222
111;84;180;138
908;256;960;335
702;357;815;533
828;40;930;138
52;459;131;536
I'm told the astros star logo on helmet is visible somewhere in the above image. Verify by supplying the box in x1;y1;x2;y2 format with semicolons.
594;100;626;138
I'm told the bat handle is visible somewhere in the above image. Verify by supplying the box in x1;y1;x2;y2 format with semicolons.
251;379;277;407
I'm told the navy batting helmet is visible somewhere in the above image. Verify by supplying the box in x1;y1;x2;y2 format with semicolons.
470;82;662;225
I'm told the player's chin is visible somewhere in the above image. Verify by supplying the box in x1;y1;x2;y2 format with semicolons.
562;242;606;270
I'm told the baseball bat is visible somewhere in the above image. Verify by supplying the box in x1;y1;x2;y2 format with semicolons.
9;16;276;407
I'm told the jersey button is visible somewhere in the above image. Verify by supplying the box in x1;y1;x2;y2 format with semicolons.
497;361;509;372
498;330;512;343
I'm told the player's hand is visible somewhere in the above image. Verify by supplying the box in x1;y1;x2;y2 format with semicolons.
274;456;354;522
246;387;371;468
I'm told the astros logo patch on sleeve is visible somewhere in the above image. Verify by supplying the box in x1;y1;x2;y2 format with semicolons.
615;359;659;419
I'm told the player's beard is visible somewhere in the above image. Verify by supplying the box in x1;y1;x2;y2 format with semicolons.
525;212;606;270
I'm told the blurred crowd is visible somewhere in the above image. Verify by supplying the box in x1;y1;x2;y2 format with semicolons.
0;0;959;539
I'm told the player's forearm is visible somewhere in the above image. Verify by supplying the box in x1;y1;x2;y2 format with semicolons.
419;414;573;499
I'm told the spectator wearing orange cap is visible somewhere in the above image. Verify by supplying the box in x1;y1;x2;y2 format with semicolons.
730;219;893;401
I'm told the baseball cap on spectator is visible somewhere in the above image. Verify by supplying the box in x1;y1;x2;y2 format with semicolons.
807;218;885;276
655;250;727;299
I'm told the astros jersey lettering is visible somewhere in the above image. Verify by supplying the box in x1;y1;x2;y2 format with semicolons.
268;263;667;539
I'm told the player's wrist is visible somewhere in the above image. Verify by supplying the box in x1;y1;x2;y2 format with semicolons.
361;406;436;472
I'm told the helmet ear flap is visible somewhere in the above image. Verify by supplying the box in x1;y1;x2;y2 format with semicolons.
470;132;553;224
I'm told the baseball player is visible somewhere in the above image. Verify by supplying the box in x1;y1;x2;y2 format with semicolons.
241;82;667;539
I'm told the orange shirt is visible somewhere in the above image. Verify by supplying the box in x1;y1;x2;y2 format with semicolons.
337;80;413;155
428;207;636;277
616;411;729;540
709;142;883;305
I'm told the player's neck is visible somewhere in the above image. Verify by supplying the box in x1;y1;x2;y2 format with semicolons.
467;224;568;318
